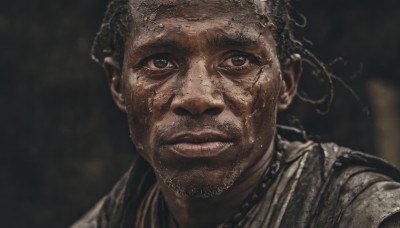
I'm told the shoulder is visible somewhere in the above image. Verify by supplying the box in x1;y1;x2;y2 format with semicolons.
71;155;154;228
338;175;400;228
278;126;400;228
71;196;108;228
311;142;400;228
327;145;400;228
71;168;131;228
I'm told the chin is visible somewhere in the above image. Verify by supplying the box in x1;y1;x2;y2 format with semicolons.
154;164;241;198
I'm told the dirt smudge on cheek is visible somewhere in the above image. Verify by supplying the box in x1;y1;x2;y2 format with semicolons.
121;73;153;154
244;66;280;133
147;88;156;115
252;68;264;88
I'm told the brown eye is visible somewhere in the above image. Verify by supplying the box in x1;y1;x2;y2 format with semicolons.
220;54;253;68
153;57;169;68
230;56;247;66
217;52;262;77
144;55;176;70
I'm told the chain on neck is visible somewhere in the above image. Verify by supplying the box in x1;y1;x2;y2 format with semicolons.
220;136;284;228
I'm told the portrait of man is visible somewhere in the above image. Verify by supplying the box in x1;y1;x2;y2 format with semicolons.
2;0;400;227
69;0;400;227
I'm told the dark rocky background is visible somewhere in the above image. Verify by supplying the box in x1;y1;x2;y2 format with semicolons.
1;0;399;227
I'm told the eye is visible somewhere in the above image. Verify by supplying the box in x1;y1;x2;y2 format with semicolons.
222;55;249;67
143;55;177;70
218;52;261;76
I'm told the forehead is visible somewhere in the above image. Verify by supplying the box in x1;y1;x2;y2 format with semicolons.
128;0;267;27
126;0;274;49
129;0;262;16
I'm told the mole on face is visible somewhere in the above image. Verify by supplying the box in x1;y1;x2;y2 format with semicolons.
121;0;283;197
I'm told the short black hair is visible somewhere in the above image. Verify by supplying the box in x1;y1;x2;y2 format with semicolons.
91;0;336;114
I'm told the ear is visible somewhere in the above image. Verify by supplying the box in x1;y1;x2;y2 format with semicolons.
103;57;127;112
278;54;302;111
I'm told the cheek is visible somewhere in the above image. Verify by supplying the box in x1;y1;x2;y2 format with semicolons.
251;75;281;152
222;69;280;141
253;77;280;120
123;88;149;152
122;74;155;156
123;73;176;158
253;73;280;124
222;69;280;120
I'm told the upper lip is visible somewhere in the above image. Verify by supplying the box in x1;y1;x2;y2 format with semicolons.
164;131;232;144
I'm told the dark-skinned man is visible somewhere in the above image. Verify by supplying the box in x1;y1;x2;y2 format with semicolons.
72;0;400;227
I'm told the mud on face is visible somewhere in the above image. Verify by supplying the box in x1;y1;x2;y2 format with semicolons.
102;0;300;198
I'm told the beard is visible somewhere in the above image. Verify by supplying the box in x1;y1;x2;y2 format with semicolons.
150;117;245;198
154;160;242;198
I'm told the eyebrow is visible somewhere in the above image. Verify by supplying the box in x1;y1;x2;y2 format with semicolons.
206;32;258;48
136;39;183;50
133;31;260;53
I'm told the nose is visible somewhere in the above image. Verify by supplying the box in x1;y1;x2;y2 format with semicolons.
171;61;224;116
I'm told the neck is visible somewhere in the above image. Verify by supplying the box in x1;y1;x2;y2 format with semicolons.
158;140;276;228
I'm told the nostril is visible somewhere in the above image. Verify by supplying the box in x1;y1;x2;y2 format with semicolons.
173;107;193;116
171;96;225;116
205;107;223;115
173;105;224;116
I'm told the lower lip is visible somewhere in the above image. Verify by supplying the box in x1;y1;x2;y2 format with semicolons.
165;141;234;158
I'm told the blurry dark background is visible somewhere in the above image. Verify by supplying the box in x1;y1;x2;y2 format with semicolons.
1;0;399;227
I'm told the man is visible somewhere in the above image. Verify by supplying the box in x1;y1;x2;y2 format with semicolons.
73;0;400;227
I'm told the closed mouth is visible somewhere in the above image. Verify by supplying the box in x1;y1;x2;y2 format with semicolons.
163;131;234;158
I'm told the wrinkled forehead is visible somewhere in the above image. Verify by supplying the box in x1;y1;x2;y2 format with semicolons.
123;0;277;55
128;0;269;26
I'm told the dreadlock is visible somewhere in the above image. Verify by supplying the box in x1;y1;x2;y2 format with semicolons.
91;0;344;114
91;0;131;65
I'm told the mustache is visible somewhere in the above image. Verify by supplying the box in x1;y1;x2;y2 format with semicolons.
155;118;242;144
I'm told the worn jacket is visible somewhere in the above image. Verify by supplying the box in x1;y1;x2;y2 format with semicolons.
72;130;400;228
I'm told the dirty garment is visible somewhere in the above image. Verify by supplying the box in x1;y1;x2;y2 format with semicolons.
72;130;400;228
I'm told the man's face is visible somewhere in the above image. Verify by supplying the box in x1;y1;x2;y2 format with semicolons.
118;0;285;197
